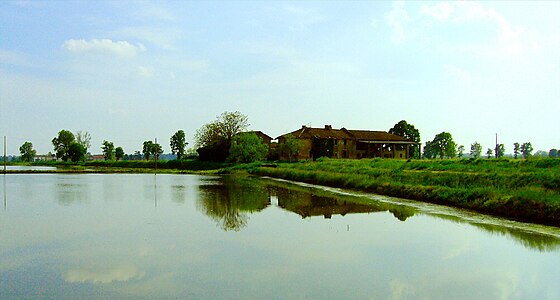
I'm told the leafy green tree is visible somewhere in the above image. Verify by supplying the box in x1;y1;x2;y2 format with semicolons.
115;147;124;160
52;130;75;161
521;142;533;158
457;145;465;158
388;120;421;159
67;142;86;162
170;130;187;160
227;132;269;163
496;144;505;158
102;140;115;160
422;141;437;159
143;141;154;160
152;143;163;160
470;142;482;159
513;142;520;159
427;132;456;159
549;149;559;157
486;148;493;159
76;131;91;153
279;133;303;162
195;111;250;161
19;141;36;162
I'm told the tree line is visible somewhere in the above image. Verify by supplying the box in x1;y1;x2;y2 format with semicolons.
15;113;556;162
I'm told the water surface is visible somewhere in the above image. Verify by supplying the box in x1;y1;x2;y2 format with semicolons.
1;174;559;299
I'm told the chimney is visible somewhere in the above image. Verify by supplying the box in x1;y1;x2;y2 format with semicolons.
325;125;332;130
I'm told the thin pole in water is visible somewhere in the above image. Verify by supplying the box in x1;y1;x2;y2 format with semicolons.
154;137;158;174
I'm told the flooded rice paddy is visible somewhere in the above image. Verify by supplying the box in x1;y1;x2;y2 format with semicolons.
1;173;559;299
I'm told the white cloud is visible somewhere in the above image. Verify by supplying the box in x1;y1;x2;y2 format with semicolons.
63;39;146;57
137;66;155;77
64;266;145;284
420;2;531;57
385;1;412;44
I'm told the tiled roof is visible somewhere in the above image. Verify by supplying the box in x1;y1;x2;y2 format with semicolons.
347;130;412;142
278;126;416;144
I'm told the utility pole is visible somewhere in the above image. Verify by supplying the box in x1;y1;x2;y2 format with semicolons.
495;133;499;159
3;136;6;174
154;137;158;174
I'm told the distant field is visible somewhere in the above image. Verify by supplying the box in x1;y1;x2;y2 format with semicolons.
248;158;560;227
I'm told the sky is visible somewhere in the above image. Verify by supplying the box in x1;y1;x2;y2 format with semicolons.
1;1;559;156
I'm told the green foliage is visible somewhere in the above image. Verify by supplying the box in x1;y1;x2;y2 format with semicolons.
194;111;249;162
141;141;162;161
170;130;187;160
389;120;421;159
311;137;335;160
486;148;493;159
52;130;75;161
496;144;505;158
470;142;482;158
550;149;559;158
115;147;124;160
227;132;268;163
279;133;303;162
521;142;533;159
67;142;86;162
250;158;560;226
457;145;465;158
102;140;115;160
143;141;153;160
76;131;91;153
19;141;36;162
425;132;456;159
195;111;249;149
513;142;520;159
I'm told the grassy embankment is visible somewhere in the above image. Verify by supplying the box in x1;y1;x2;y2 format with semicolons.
247;158;560;227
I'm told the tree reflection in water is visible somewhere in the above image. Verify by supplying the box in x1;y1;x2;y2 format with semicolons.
195;176;560;252
196;176;271;231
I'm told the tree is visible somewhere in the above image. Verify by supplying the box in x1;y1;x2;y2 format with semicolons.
470;142;482;159
513;142;520;159
549;149;559;158
67;142;86;162
227;132;269;163
142;140;162;160
534;150;548;157
388;120;421;159
143;141;154;160
422;141;437;159
195;111;250;161
521;142;533;159
486;148;494;159
279;134;303;162
52;130;75;161
76;131;91;153
102;140;115;161
115;147;124;160
496;144;505;158
19;141;36;162
170;130;187;160
152;143;163;160
457;145;465;158
426;132;456;159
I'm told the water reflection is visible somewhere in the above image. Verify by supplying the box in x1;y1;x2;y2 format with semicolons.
433;214;560;252
196;176;270;231
3;175;6;210
56;176;89;205
195;176;560;252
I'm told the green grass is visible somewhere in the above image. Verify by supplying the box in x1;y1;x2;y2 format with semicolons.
249;158;560;226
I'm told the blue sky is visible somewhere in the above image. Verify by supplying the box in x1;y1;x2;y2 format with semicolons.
1;1;559;155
